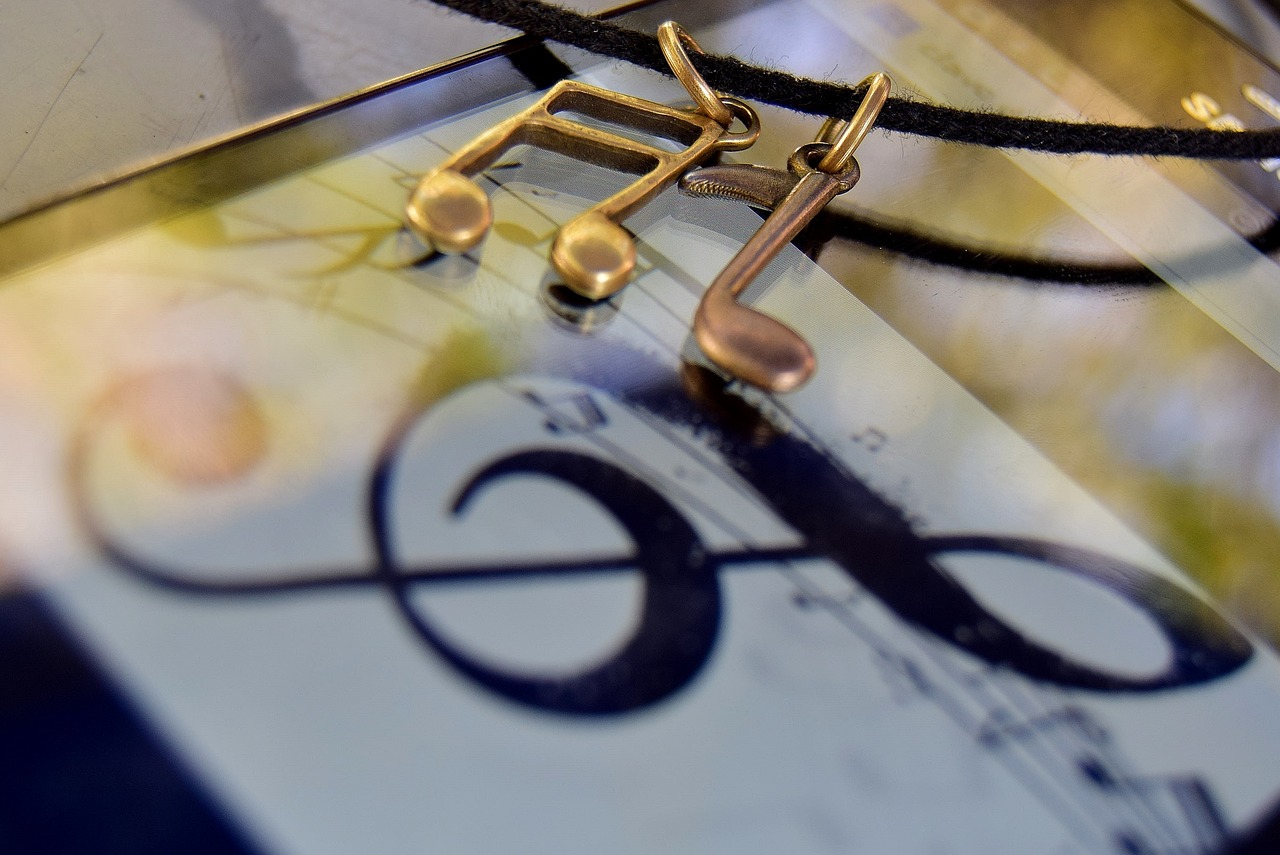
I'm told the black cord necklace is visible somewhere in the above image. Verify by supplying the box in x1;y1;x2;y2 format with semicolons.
427;0;1280;158
425;0;1280;287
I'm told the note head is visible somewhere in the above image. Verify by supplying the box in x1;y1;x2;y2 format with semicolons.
551;212;637;301
406;168;493;255
693;286;816;393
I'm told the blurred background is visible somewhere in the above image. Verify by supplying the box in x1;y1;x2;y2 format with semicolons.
3;0;1279;220
0;0;615;221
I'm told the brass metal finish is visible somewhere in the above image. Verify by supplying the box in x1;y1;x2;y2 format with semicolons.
406;168;492;254
689;159;853;392
549;212;637;299
657;21;733;126
405;22;760;300
817;72;891;173
815;116;845;148
679;162;798;209
819;73;890;174
680;73;892;392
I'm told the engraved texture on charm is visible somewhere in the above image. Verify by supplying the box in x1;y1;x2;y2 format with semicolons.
405;46;759;299
679;163;798;209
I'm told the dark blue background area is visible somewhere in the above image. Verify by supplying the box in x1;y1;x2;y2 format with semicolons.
0;591;259;855
0;581;1276;855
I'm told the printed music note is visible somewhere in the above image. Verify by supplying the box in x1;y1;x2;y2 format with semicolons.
526;389;609;435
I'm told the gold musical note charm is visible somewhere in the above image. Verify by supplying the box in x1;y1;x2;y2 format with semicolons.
405;22;760;300
679;73;892;393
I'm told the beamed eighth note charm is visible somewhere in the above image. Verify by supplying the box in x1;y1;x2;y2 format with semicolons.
405;22;760;299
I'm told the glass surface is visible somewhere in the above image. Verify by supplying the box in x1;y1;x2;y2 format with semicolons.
1;0;1279;852
792;0;1280;644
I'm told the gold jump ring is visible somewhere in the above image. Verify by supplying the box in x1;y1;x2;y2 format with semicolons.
817;72;892;173
657;21;734;127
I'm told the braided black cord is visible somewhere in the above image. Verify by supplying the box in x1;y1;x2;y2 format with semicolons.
427;0;1280;158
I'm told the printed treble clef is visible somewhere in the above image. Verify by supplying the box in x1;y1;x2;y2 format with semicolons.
70;354;1253;719
69;347;1261;853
